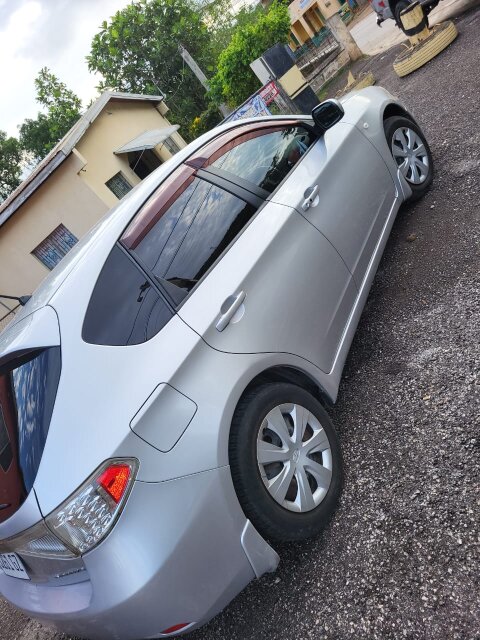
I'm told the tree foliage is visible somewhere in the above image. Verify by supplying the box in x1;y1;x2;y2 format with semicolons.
189;101;224;139
0;131;22;202
204;0;265;67
19;68;82;162
87;0;216;139
209;2;291;106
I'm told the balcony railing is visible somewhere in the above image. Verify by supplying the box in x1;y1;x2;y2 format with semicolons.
291;28;340;72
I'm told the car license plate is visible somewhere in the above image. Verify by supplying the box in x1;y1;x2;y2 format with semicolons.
0;552;30;580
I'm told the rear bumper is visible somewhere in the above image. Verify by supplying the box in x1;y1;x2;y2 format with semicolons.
0;467;278;640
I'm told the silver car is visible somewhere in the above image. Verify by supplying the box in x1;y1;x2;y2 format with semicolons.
0;87;433;639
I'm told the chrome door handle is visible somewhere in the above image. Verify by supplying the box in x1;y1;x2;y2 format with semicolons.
302;184;319;211
216;291;246;332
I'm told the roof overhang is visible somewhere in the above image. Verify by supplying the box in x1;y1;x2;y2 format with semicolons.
0;91;166;228
114;126;180;155
0;151;66;228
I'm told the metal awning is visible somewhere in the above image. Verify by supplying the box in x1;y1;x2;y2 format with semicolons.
114;126;180;154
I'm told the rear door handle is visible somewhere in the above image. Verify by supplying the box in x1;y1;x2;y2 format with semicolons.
216;291;246;332
302;184;319;210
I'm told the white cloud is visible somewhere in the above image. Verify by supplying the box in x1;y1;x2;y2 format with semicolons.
0;0;131;137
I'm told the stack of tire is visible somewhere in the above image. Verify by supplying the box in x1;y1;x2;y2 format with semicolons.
393;1;458;77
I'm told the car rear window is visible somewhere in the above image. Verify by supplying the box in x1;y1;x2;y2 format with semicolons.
0;348;61;523
82;245;174;346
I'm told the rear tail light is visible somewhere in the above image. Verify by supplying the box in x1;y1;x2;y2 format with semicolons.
45;458;138;555
98;464;132;503
160;623;193;636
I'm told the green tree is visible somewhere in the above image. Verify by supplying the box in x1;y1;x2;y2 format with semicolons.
204;0;265;66
19;68;82;162
190;101;224;139
209;2;291;106
87;0;216;140
0;131;22;201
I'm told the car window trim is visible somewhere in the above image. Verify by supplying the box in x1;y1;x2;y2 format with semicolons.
121;164;264;253
122;164;196;250
185;120;301;171
150;197;273;313
115;241;177;314
187;121;319;202
197;165;270;201
196;169;264;209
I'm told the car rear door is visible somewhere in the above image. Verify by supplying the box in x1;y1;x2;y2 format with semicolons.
121;126;357;374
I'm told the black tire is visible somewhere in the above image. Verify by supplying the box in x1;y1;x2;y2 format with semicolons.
229;383;342;543
384;115;433;202
394;0;411;31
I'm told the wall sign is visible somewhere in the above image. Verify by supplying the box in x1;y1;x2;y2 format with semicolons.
259;81;280;106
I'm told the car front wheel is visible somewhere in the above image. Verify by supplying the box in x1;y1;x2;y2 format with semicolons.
384;115;434;201
229;383;342;542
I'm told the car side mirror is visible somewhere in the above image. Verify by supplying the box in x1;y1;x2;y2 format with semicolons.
311;100;345;135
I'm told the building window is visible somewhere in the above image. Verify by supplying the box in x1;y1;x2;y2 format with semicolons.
290;31;301;47
128;149;162;180
32;224;78;270
163;136;180;156
106;172;133;199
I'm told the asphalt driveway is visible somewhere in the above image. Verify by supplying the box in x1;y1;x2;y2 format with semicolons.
1;5;479;639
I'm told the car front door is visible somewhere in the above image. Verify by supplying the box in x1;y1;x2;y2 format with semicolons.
265;121;398;288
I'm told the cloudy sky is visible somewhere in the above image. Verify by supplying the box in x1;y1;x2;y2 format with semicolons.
0;0;132;138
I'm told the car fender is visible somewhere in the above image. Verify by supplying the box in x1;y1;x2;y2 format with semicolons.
340;86;418;201
118;342;339;483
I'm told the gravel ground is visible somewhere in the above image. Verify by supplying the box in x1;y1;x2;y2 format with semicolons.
1;6;479;640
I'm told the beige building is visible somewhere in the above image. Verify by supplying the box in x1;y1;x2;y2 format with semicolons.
288;0;341;48
0;92;186;326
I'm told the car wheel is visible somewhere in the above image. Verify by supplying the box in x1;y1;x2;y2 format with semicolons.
384;115;433;201
229;383;342;542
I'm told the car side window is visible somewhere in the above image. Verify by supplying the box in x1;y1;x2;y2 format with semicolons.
210;126;316;194
131;177;256;304
82;246;174;346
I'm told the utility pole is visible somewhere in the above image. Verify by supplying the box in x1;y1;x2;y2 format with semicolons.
326;12;363;62
178;44;231;118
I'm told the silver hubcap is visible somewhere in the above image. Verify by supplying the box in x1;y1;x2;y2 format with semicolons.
391;127;429;185
256;403;333;513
